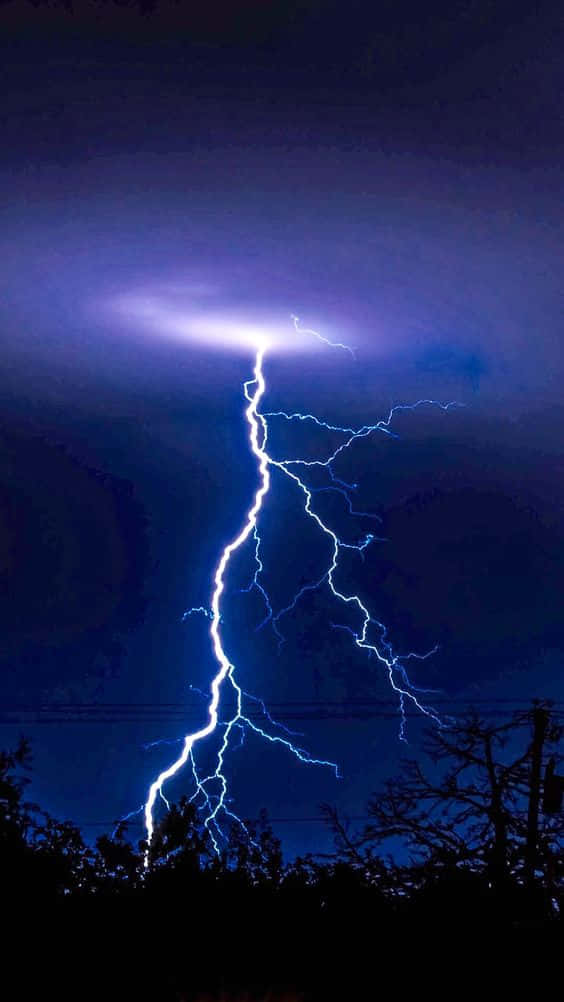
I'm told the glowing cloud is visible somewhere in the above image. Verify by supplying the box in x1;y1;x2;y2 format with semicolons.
111;288;350;355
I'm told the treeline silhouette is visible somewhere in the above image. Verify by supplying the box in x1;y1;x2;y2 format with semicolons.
2;704;562;1001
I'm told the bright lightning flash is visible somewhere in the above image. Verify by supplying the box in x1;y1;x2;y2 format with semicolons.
143;322;456;861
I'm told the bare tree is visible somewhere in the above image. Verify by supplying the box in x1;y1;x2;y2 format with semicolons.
323;704;563;915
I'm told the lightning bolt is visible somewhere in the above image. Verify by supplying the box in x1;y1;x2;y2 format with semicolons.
143;323;457;861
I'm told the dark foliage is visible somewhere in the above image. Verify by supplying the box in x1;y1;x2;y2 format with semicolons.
2;706;561;1000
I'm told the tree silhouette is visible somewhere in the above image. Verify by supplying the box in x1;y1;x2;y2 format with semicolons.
323;704;563;920
1;714;561;1000
95;821;141;893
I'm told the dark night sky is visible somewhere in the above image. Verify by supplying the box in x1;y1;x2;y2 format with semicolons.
1;1;563;856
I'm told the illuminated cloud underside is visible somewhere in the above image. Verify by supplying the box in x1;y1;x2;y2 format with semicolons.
112;289;351;355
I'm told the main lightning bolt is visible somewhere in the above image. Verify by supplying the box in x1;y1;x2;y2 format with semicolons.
143;323;456;860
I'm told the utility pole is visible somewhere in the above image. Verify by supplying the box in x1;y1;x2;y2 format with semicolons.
524;705;549;890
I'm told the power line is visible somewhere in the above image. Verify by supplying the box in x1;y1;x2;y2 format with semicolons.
1;698;562;725
3;711;562;725
3;698;558;708
75;815;372;828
